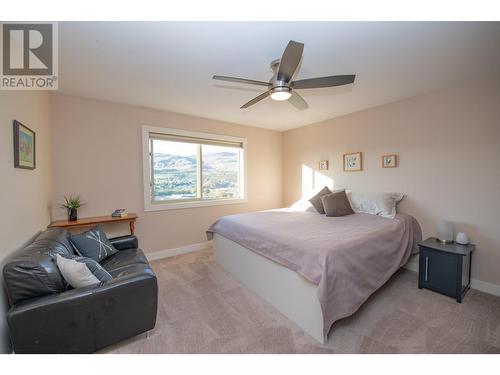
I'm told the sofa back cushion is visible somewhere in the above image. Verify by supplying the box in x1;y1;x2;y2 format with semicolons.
2;228;75;306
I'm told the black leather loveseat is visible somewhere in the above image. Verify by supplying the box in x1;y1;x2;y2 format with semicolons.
2;227;158;353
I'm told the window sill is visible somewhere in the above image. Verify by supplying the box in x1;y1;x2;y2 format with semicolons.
144;198;248;211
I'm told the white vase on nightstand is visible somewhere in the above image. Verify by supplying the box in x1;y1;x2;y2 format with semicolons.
437;220;454;244
456;232;470;245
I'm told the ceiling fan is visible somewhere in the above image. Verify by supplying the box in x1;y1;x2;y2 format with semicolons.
213;40;356;110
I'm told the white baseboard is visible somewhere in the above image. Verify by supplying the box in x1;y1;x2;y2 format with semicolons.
403;255;500;297
470;279;500;297
146;240;212;261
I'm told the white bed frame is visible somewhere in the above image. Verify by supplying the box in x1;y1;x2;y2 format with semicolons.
213;233;326;343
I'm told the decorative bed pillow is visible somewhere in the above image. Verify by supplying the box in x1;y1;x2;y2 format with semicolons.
55;254;112;288
320;190;354;217
288;199;317;212
346;191;404;219
308;186;332;214
69;225;118;262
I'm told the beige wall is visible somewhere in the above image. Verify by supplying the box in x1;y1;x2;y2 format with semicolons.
0;91;52;353
283;76;500;286
49;95;283;253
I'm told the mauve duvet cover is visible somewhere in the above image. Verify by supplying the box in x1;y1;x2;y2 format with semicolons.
207;209;422;337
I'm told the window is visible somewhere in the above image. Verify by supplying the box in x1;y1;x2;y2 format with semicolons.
142;126;246;210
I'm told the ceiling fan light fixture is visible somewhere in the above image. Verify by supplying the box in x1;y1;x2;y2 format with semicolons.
213;40;356;110
270;87;292;101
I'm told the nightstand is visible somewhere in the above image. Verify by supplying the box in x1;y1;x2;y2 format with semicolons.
418;237;475;303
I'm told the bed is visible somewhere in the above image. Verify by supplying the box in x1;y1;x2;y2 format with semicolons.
207;207;422;343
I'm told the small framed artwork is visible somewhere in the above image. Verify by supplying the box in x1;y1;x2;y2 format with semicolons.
343;152;362;172
382;154;397;168
13;120;36;170
318;160;329;171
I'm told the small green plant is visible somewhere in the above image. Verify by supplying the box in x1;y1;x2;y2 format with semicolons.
61;195;84;210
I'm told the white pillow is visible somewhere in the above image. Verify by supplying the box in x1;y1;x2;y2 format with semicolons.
55;254;100;288
287;199;316;212
346;191;404;219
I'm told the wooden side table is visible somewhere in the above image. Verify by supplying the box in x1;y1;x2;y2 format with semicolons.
418;237;475;303
48;213;138;235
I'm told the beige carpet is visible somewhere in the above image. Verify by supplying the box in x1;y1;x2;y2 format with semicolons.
102;248;500;354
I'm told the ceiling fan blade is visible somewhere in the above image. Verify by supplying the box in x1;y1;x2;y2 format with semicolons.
288;91;308;110
240;91;270;109
213;75;271;87
292;74;356;89
277;40;304;82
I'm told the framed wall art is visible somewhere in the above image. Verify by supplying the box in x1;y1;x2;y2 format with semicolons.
382;154;397;168
13;120;36;170
343;152;362;172
318;160;329;171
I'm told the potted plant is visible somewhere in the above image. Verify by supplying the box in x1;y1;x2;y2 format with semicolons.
61;195;84;222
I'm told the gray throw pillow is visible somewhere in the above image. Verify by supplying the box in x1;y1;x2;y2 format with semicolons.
60;254;112;281
308;186;332;214
56;254;112;289
320;190;354;217
69;225;118;262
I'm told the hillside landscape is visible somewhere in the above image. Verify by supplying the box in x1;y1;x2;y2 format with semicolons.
153;151;239;200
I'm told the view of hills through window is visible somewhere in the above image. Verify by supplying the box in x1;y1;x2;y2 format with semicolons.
202;145;240;199
152;139;240;201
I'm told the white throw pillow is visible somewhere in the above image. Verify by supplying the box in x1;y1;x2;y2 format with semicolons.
287;199;317;212
346;191;404;219
55;254;100;288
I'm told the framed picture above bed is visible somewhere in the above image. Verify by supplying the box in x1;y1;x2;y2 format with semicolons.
13;120;36;170
343;152;362;172
318;160;329;171
382;154;398;168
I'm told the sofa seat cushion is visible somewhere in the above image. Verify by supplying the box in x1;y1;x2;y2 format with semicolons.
106;263;154;279
100;248;148;273
2;228;75;305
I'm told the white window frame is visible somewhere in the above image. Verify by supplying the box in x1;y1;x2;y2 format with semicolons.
142;125;247;211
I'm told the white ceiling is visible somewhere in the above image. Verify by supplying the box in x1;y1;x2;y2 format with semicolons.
58;22;500;131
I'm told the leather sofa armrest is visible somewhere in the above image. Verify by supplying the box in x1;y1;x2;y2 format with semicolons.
109;235;138;250
7;269;158;353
